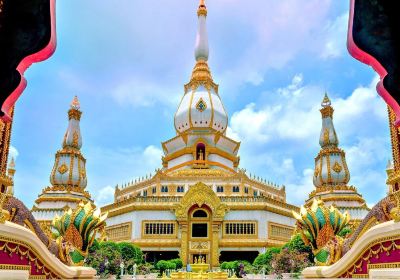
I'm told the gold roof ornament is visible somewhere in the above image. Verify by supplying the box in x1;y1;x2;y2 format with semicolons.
321;92;331;107
198;0;207;17
71;95;80;110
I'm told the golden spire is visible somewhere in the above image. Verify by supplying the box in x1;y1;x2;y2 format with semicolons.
320;92;334;118
185;0;218;92
68;96;82;121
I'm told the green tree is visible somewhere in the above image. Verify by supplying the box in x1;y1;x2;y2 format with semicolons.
118;242;143;264
170;258;183;269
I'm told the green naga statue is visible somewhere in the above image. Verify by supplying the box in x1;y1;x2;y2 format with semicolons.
52;201;108;266
2;195;107;266
292;199;350;266
293;195;400;266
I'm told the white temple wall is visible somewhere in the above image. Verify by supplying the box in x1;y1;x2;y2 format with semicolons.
106;211;176;239
168;154;193;169
207;154;233;169
224;210;295;239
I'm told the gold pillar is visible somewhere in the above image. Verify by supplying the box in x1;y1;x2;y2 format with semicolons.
211;222;221;267
180;222;189;266
388;107;400;171
0;108;14;193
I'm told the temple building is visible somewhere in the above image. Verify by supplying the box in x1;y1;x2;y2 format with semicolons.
306;94;369;222
101;1;299;267
31;96;93;233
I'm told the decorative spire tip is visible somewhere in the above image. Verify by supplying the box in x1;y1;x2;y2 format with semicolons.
8;157;15;169
197;0;207;17
321;92;331;107
71;96;80;110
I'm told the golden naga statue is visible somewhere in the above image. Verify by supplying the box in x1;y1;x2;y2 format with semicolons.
293;194;400;266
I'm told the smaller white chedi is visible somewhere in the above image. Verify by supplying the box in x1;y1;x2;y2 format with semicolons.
32;96;93;233
306;93;369;221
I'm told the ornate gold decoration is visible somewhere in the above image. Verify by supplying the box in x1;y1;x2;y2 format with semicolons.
323;128;330;144
0;237;60;278
268;222;294;242
68;108;82;120
197;0;207;17
0;192;10;223
332;162;342;173
196;98;207;112
58;163;68;174
341;237;400;278
314;166;320;178
184;60;218;94
106;222;132;242
72;131;79;147
174;182;228;221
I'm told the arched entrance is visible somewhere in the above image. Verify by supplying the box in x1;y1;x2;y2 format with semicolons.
174;182;229;268
188;206;211;264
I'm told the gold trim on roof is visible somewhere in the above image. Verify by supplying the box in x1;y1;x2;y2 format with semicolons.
184;60;218;94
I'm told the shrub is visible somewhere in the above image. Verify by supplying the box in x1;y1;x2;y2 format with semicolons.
170;258;183;269
283;234;314;263
155;260;177;275
271;248;311;276
85;241;122;278
253;247;281;274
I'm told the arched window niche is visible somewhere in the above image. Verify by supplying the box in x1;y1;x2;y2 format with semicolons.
196;143;206;161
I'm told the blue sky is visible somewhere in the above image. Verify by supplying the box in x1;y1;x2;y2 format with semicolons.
10;0;390;208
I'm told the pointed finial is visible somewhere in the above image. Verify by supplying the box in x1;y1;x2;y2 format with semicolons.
8;157;15;170
71;96;80;110
387;159;394;170
321;92;331;107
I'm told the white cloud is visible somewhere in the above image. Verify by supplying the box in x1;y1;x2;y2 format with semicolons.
228;73;321;145
95;185;115;206
86;145;163;200
228;74;389;206
112;79;181;108
286;168;315;204
321;13;349;59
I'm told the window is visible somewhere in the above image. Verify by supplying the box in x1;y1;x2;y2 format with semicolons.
192;223;208;237
244;187;249;194
152;187;157;194
193;209;208;218
143;190;147;197
253;191;258;197
143;222;176;236
232;186;240;193
177;186;184;193
268;222;294;241
161;185;169;193
106;222;132;242
216;186;224;193
224;222;257;236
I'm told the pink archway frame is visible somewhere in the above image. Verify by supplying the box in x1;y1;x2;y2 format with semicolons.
347;0;400;126
1;0;57;121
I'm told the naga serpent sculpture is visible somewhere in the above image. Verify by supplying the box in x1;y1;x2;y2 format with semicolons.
292;192;399;266
2;194;107;266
